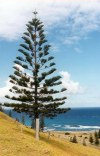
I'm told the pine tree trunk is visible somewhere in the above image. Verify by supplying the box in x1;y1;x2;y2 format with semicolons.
36;118;39;140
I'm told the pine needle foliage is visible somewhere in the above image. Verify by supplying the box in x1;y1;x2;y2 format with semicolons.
5;11;69;124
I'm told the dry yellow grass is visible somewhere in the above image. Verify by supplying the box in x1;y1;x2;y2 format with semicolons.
0;111;100;156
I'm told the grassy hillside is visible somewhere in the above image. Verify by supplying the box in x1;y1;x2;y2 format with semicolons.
0;112;100;156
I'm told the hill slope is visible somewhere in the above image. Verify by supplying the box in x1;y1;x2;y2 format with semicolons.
0;111;100;156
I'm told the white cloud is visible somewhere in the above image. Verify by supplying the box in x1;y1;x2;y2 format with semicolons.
74;47;82;53
0;73;33;102
50;43;59;53
66;93;100;107
0;0;100;41
0;71;83;103
0;79;13;102
14;64;24;72
0;73;99;107
64;36;80;45
60;71;84;94
0;79;12;98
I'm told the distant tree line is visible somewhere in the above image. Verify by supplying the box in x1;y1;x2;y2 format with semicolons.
69;130;100;146
89;130;100;145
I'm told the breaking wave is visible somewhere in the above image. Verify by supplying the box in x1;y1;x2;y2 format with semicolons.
63;125;100;130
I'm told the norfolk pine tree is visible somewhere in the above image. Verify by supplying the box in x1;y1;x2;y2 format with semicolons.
5;11;69;140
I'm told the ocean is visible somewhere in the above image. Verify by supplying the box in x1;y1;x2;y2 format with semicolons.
4;107;100;131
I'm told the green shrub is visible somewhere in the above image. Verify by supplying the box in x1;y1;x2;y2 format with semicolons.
95;136;99;145
65;132;70;135
98;129;100;138
9;110;12;117
89;134;94;144
72;135;77;143
94;131;98;138
21;115;25;125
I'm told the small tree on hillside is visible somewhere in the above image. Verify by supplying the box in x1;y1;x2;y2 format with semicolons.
89;134;94;144
94;131;98;138
72;135;77;143
40;114;45;131
9;110;12;117
95;136;99;145
98;129;100;138
5;11;69;140
16;118;19;122
31;118;35;129
21;115;25;125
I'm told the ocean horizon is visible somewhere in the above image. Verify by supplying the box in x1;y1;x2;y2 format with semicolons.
4;107;100;131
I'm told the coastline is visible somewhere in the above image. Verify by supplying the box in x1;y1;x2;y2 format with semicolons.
46;130;100;149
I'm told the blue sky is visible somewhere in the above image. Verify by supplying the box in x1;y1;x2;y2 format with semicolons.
0;0;100;107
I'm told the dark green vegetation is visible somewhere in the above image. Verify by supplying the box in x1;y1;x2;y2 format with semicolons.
70;135;78;143
94;131;99;145
8;110;12;117
89;134;94;144
89;131;100;146
72;135;78;143
21;115;25;125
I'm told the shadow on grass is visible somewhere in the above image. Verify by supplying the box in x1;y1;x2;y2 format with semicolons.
22;129;70;152
23;128;35;137
40;134;69;152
